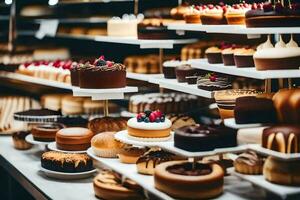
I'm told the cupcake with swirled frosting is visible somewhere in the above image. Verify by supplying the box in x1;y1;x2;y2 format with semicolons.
78;56;126;89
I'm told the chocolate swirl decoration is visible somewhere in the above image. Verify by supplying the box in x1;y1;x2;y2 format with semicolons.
235;151;264;166
197;75;231;89
166;162;212;176
136;149;176;168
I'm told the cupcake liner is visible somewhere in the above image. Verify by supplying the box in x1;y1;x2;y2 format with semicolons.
127;134;172;142
92;147;122;158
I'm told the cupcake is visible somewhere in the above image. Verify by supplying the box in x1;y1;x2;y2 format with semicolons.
12;131;33;150
205;46;222;64
234;151;265;174
221;47;235;66
214;89;260;119
91;132;126;158
233;48;255;68
163;60;190;79
201;5;227;25
175;64;197;82
225;3;251;25
184;6;203;24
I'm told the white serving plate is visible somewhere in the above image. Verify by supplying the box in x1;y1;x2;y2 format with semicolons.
40;166;97;180
231;169;300;199
224;118;267;129
248;144;300;161
114;130;173;147
47;142;87;154
25;134;52;145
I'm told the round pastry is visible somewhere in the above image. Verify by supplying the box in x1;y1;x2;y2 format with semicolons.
41;151;93;173
262;125;300;153
175;64;197;83
214;89;260;119
273;88;300;124
136;148;180;175
93;170;144;200
61;95;84;115
88;117;127;134
12;131;33;150
117;146;147;164
91;132;125;158
56;127;94;151
205;46;222;64
127;110;172;141
31;123;65;142
174;124;237;152
234;151;265;175
221;47;235;66
154;161;224;199
233;48;255;68
78;57;126;89
263;156;300;186
197;73;232;91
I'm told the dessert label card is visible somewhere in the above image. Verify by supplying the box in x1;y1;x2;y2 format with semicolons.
35;20;59;39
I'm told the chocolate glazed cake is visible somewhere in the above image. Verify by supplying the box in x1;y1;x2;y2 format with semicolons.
41;151;93;173
79;57;126;89
174;124;237;152
262;125;300;153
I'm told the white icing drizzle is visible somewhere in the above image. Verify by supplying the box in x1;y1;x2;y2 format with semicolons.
275;35;286;48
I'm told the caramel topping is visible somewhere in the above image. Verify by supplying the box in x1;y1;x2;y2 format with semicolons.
42;151;91;167
235;151;264;166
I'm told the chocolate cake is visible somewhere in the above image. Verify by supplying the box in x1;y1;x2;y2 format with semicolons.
14;109;62;122
197;74;232;91
175;64;197;83
78;56;126;89
167;162;212;176
41;151;94;173
174;124;237;152
262;125;300;153
234;96;277;124
136;149;177;168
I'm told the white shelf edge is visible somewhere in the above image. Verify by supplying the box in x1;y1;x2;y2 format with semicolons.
126;73;163;82
190;59;300;80
0;71;73;90
168;24;300;34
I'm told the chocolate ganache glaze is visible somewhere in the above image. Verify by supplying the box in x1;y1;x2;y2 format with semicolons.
174;124;237;152
78;56;126;89
167;162;212;176
235;151;264;166
197;74;232;91
136;150;176;168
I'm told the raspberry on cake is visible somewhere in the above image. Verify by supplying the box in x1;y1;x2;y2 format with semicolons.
127;110;172;141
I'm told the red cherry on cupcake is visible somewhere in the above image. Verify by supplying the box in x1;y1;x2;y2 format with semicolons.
209;75;217;82
251;3;257;10
99;55;105;60
208;4;214;9
106;61;113;67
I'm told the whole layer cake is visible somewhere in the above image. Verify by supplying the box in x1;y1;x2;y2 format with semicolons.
262;125;300;153
154;161;224;199
31;123;65;142
41;151;93;173
245;2;300;27
174;124;237;152
72;56;126;89
254;35;300;70
127;110;172;141
107;14;143;37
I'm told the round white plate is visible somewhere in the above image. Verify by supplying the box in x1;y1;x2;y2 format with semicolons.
47;142;87;154
120;111;136;118
114;130;173;147
25;134;52;145
224;118;266;129
40;166;97;180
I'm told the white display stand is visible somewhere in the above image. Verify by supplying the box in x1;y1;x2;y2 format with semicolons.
224;118;267;129
72;86;138;100
40;166;97;180
126;72;163;82
231;169;300;199
25;135;51;145
47;142;87;154
190;59;300;80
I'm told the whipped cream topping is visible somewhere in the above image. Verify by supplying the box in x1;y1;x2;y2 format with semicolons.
275;35;286;48
163;60;191;68
110;13;144;22
127;117;172;130
286;35;298;48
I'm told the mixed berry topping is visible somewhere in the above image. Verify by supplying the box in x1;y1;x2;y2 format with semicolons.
93;55;113;67
204;73;217;82
136;110;165;123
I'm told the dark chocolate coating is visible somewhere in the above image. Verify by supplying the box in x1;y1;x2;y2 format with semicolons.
174;124;237;152
222;54;235;66
136;150;176;168
167;162;212;176
163;66;176;79
12;131;31;140
234;96;277;124
234;55;255;68
175;66;197;83
186;76;198;85
206;53;223;64
70;68;79;87
262;125;300;153
138;24;179;40
79;70;126;89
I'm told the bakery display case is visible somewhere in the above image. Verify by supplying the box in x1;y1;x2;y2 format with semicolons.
1;0;300;200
